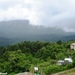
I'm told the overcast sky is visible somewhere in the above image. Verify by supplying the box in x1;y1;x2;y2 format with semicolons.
0;0;75;32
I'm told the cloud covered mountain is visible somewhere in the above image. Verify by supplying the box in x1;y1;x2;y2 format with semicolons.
0;20;75;46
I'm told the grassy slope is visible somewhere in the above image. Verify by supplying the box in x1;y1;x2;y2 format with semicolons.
52;68;75;75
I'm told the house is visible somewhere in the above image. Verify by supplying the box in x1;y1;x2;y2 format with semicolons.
70;43;75;50
64;58;73;65
64;58;73;63
57;58;73;65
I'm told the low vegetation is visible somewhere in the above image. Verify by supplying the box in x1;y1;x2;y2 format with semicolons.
52;68;75;75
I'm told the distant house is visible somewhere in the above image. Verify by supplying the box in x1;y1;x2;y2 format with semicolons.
70;43;75;50
64;58;73;63
64;58;73;65
57;58;73;65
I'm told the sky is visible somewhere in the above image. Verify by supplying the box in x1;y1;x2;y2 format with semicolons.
0;0;75;32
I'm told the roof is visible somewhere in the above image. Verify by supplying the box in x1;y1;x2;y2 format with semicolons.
64;58;73;62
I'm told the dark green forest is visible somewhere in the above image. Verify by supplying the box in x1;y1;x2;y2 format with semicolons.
0;40;75;75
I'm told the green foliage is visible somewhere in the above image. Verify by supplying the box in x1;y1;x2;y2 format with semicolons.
42;64;73;75
0;40;74;74
0;50;31;74
43;65;61;74
73;58;75;67
57;40;63;45
56;52;66;60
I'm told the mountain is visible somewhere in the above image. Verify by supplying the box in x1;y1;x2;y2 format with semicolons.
0;20;75;46
0;37;13;46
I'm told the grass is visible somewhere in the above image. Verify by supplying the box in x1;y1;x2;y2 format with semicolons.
52;68;75;75
59;72;75;75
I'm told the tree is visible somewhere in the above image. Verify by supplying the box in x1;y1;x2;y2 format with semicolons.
72;51;75;67
56;40;62;45
56;52;66;60
9;44;20;51
2;50;31;73
22;47;30;53
35;47;46;59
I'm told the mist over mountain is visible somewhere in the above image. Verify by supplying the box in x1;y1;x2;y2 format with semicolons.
0;20;75;46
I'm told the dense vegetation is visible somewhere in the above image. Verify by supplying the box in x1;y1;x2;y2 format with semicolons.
0;40;75;75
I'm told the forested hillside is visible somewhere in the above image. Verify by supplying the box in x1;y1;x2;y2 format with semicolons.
0;40;75;75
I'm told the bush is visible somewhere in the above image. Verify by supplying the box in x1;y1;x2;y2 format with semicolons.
42;65;61;74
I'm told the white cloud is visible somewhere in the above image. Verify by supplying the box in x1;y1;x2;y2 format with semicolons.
0;0;44;25
0;0;75;32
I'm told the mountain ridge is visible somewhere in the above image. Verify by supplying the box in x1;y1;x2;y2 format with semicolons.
0;20;75;46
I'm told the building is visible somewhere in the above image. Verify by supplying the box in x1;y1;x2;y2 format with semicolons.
57;58;73;65
70;43;75;50
64;58;73;63
64;58;73;65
